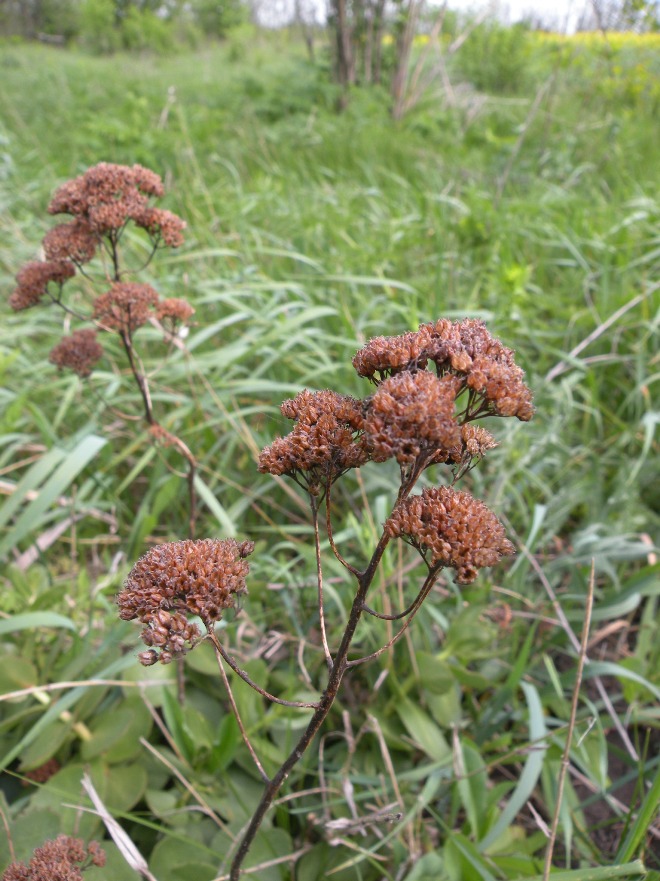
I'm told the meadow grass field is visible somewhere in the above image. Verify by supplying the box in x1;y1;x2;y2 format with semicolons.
0;24;659;881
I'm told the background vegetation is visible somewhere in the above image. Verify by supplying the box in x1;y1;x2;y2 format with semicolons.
0;15;658;881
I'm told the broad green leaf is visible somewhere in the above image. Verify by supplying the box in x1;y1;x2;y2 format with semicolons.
396;698;451;763
0;612;75;634
80;698;153;762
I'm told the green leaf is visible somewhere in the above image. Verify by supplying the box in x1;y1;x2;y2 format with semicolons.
457;741;489;839
0;447;66;531
479;682;547;852
80;697;153;763
208;713;239;773
396;698;451;763
522;860;646;880
585;661;660;702
20;719;71;770
615;761;660;862
0;434;106;559
0;808;61;871
0;656;38;693
193;473;236;536
0;612;76;635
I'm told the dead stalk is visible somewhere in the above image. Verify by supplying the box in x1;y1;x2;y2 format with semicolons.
542;559;595;879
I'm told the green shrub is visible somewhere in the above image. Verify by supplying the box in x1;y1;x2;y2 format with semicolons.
455;20;532;93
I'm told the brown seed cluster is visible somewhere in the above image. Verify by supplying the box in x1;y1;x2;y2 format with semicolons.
351;329;430;380
156;297;195;324
353;318;534;421
47;162;178;241
133;207;186;248
365;372;461;465
42;218;97;265
92;281;159;333
49;329;104;378
385;486;515;583
258;390;369;488
1;835;105;881
448;424;498;469
117;538;255;663
9;260;76;311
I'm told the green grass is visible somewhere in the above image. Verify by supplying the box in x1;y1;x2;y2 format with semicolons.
0;28;658;881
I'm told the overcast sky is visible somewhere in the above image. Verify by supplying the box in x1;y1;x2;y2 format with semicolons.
255;0;593;32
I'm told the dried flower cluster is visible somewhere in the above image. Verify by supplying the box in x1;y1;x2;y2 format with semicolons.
156;297;195;324
260;321;532;488
47;162;178;240
2;836;105;881
365;372;461;465
353;318;534;421
92;281;159;333
385;486;515;583
258;390;368;489
9;260;75;312
118;539;255;664
8;162;193;384
49;329;104;377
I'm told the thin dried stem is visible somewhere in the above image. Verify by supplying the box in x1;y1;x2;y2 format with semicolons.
210;637;270;784
311;495;333;669
208;629;318;709
542;560;595;879
325;479;361;577
361;571;433;620
347;571;438;668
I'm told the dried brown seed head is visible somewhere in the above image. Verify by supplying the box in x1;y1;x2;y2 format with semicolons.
49;329;103;378
118;538;255;662
155;297;195;323
352;327;431;382
9;260;75;311
42;218;97;264
258;390;368;488
1;835;105;881
134;207;186;248
386;486;515;583
93;281;158;333
364;371;461;466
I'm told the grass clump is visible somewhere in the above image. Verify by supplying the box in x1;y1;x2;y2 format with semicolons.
0;28;658;881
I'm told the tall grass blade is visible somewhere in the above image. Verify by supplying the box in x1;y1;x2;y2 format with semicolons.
0;434;106;559
479;682;547;851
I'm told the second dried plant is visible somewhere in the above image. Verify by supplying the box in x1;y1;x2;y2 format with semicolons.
118;316;533;879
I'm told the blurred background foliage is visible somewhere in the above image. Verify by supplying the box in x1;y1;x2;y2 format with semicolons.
0;6;658;880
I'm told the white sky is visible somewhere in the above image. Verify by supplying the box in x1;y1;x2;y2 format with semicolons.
255;0;594;32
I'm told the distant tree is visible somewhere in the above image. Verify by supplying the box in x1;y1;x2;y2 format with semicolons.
0;0;80;39
189;0;245;37
327;0;428;111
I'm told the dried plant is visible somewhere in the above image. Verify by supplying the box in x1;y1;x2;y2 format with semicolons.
9;162;198;535
119;317;533;878
2;835;105;881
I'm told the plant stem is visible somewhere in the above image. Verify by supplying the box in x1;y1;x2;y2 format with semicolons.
228;537;390;879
